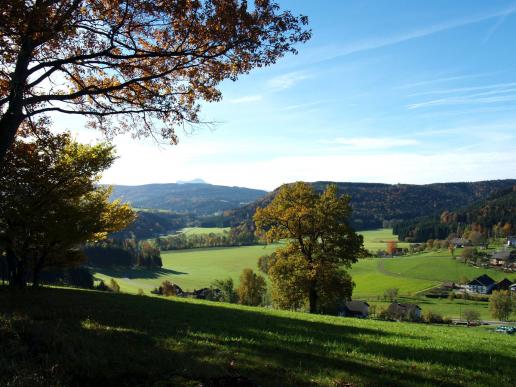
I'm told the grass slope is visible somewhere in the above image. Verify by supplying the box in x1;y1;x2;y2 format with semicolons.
1;287;514;386
93;229;515;319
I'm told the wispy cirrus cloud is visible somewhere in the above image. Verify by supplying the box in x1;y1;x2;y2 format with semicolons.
324;2;516;61
266;71;313;91
331;137;419;149
406;80;516;109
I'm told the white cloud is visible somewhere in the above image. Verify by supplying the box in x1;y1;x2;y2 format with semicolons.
266;71;312;90
332;137;419;149
191;151;516;191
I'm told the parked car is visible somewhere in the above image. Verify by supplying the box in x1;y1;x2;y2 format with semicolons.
494;326;515;334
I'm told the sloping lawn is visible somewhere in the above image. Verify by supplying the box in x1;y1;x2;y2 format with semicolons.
1;287;515;386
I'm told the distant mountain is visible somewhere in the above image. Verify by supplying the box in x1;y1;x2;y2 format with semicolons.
110;183;268;215
226;180;516;231
176;178;207;184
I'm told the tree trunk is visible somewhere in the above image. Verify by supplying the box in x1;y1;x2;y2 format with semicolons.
308;280;318;314
0;112;24;163
6;248;27;288
32;255;45;288
0;38;33;163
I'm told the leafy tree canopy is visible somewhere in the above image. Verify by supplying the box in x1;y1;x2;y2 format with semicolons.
254;182;364;313
0;0;310;160
0;122;135;287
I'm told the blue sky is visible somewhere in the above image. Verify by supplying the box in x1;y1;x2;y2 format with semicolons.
59;0;516;190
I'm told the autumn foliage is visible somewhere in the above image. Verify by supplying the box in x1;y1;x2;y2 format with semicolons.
0;0;310;160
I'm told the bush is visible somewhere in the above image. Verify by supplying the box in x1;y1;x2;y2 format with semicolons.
109;279;121;293
237;268;266;306
137;288;145;296
95;280;109;291
423;310;444;324
384;288;399;302
463;309;481;325
211;278;238;303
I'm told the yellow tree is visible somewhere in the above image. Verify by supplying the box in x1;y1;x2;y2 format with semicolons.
0;123;135;287
0;0;310;161
254;182;365;314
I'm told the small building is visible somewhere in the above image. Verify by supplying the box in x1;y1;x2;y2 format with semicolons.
451;238;470;248
494;278;513;291
507;236;516;247
466;274;496;294
338;300;369;318
510;284;516;293
386;302;422;321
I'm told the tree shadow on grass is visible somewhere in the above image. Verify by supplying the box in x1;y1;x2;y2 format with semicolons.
92;266;189;279
0;286;514;386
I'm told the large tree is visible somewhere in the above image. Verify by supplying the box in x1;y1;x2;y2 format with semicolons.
0;123;135;287
254;182;365;313
0;0;310;161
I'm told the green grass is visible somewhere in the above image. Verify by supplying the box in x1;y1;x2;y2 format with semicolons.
93;229;515;319
1;286;515;386
179;227;231;235
95;244;279;293
359;228;410;251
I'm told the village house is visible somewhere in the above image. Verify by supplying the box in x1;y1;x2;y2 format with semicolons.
386;302;422;321
466;274;496;294
338;300;369;318
494;278;514;291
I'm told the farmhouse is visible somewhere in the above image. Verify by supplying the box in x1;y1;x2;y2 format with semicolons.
386;302;422;321
338;300;369;318
466;274;496;294
494;278;513;291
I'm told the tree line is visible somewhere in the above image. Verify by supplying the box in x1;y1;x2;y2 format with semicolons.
155;224;257;251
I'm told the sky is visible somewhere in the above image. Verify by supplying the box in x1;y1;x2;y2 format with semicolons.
53;0;516;191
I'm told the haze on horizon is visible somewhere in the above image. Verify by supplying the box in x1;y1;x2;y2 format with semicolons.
51;0;516;191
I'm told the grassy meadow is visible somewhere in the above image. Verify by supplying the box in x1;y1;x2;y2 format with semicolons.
1;286;515;386
93;229;515;319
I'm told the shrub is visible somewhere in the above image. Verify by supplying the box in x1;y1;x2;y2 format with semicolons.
109;279;120;293
463;309;481;325
384;288;399;302
95;280;109;291
237;268;266;306
161;281;177;296
211;278;238;303
137;289;145;296
424;310;444;324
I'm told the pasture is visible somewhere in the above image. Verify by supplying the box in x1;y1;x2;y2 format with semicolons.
1;286;514;386
93;229;515;319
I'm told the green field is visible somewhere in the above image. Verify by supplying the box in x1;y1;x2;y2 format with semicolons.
179;227;231;235
95;244;279;293
94;229;515;319
360;228;410;251
1;286;515;386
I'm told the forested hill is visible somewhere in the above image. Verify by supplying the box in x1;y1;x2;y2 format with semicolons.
227;180;516;230
393;185;516;242
110;183;267;215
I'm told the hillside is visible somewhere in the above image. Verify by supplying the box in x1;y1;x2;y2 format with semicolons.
110;183;268;215
1;287;514;386
394;186;516;242
227;180;516;230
